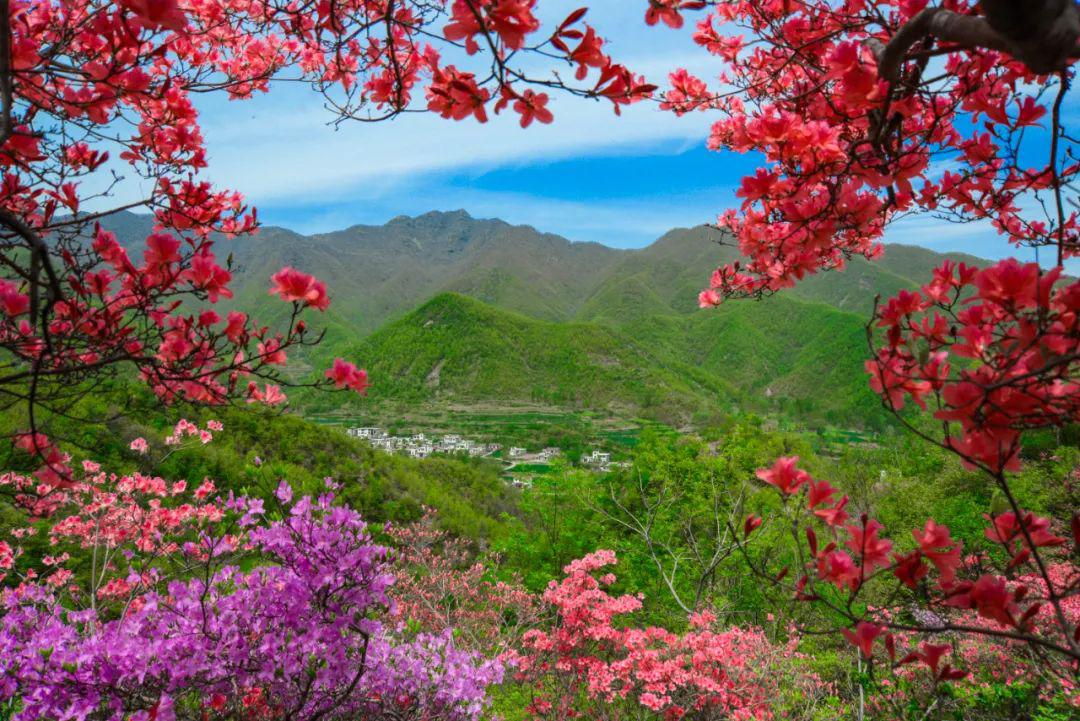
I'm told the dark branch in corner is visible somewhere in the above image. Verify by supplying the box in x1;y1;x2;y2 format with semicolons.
875;2;1080;82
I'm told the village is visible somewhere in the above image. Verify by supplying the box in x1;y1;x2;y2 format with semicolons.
346;427;617;471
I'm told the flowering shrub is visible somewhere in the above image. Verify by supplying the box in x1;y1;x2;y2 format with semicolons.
867;259;1079;475
515;550;834;721
388;510;537;656
0;428;502;721
739;455;1079;711
875;569;1080;716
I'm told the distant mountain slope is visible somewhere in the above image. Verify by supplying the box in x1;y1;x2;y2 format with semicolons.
100;209;986;331
324;293;737;424
103;210;632;334
97;209;994;427
317;292;888;428
574;223;990;319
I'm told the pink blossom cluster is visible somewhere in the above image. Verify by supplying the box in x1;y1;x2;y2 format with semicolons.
2;425;503;721
387;510;537;655
516;550;829;721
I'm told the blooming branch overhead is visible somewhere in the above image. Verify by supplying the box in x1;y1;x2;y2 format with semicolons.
0;0;653;472
637;0;1080;695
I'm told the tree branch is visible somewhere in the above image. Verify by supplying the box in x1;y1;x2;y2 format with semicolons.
876;8;1021;83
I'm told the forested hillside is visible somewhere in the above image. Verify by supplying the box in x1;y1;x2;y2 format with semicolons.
317;292;886;426
100;210;985;427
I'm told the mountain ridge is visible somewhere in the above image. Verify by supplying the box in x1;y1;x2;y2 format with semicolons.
95;209;996;427
100;208;989;326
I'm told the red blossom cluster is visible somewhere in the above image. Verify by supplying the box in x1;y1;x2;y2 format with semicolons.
872;563;1080;709
269;267;330;311
652;2;1078;303
744;455;1080;678
867;258;1079;474
431;2;652;124
646;1;707;30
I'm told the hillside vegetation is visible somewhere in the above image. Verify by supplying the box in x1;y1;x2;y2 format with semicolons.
100;210;991;427
317;292;888;427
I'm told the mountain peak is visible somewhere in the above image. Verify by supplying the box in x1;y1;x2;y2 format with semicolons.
387;209;477;227
94;208;999;341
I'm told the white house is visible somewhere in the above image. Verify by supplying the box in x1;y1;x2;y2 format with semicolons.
408;444;434;459
583;450;611;467
539;447;562;461
349;427;385;439
509;447;527;458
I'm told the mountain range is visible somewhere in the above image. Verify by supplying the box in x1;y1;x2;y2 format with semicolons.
101;210;989;427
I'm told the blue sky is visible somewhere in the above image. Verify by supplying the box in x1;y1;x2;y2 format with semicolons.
189;1;1070;269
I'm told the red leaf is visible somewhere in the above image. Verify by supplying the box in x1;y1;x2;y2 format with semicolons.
1007;548;1030;569
559;7;588;31
939;666;968;681
896;652;920;666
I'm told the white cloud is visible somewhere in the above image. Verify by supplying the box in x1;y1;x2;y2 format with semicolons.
885;212;1080;274
190;0;715;206
195;82;707;206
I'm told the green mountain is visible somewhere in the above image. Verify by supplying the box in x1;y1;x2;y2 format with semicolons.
332;293;735;422
98;209;991;427
104;210;625;336
101;209;984;327
320;292;887;427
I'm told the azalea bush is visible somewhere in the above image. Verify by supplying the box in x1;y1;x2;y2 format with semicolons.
655;0;1080;519
0;424;503;721
514;549;837;721
388;509;538;656
872;592;1080;718
738;453;1079;704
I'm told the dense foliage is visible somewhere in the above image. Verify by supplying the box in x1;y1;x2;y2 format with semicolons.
1;428;502;721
